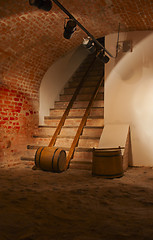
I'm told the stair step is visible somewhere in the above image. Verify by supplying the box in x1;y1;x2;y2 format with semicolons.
83;57;96;63
75;65;102;71
57;135;99;139
55;100;104;109
73;150;93;160
33;126;103;139
21;148;38;163
59;126;103;137
64;86;104;95
28;136;97;149
21;155;92;171
49;107;104;117
30;137;51;145
36;126;78;137
78;65;102;72
27;136;99;151
43;118;60;127
26;144;96;152
33;135;51;138
82;127;103;137
28;136;98;148
26;145;94;152
68;80;101;88
21;146;94;162
78;138;99;148
54;100;104;109
37;126;56;135
55;136;99;148
60;92;104;101
45;115;104;119
55;138;73;148
22;145;95;170
44;117;104;127
38;125;103;129
29;137;98;149
71;75;102;82
74;67;102;76
58;127;77;136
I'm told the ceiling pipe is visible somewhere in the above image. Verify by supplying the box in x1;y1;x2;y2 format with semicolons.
52;0;115;58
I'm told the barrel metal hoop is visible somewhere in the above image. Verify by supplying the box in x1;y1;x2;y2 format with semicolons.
93;172;123;178
34;147;40;166
57;150;66;172
52;148;59;171
38;147;45;167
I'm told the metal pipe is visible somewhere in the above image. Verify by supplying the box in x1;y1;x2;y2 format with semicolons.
52;0;115;58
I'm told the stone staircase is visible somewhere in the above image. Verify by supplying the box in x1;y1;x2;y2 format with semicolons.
21;55;104;170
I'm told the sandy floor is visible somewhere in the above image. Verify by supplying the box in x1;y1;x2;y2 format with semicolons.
1;165;153;240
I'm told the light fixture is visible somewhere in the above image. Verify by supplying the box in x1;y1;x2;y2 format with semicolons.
63;19;77;39
82;37;96;54
97;50;110;63
29;0;114;59
29;0;52;11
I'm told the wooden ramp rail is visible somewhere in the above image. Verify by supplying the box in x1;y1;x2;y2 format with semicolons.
48;56;97;147
65;73;104;170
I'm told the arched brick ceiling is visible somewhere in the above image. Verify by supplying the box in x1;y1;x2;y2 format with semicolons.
0;0;153;96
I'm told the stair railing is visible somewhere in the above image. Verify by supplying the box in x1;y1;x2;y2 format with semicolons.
65;69;104;170
48;56;97;147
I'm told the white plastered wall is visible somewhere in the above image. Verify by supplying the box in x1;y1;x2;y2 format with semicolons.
39;45;89;125
104;31;153;166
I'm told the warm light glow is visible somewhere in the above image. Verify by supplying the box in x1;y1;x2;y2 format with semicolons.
105;32;153;166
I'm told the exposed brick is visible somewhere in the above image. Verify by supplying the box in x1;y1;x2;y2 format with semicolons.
1;112;7;116
10;117;15;120
0;85;39;165
0;121;6;125
14;98;19;101
4;100;11;104
3;117;9;121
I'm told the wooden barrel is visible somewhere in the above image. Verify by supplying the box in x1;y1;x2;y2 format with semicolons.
92;148;123;178
35;147;66;172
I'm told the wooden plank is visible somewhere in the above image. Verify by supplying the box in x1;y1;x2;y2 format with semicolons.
65;74;104;169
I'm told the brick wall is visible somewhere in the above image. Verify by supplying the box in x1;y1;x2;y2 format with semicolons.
0;0;153;166
0;85;38;166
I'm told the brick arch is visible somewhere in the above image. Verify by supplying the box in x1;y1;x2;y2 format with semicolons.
1;1;153;90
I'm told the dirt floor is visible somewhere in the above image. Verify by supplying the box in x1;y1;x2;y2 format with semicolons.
1;164;153;240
